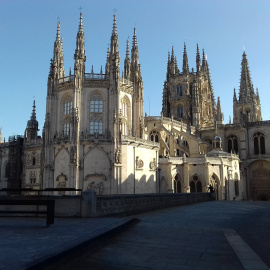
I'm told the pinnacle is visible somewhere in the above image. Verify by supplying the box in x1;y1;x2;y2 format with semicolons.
133;27;137;47
56;21;60;41
79;12;83;32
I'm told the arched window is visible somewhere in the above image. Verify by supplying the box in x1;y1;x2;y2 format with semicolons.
227;135;238;154
150;131;159;142
177;85;183;97
90;95;103;113
122;122;128;136
190;175;202;193
90;115;103;135
253;132;265;155
32;157;36;166
173;174;181;193
63;122;70;136
63;96;73;115
121;100;128;117
177;106;183;118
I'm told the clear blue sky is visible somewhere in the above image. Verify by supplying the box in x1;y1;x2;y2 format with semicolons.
0;0;270;141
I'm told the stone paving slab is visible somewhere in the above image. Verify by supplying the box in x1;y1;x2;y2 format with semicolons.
0;216;136;270
60;201;270;270
1;201;270;270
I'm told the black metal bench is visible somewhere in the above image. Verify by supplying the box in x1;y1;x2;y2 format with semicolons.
0;199;55;227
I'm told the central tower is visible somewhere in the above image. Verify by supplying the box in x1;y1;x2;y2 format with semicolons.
162;44;223;130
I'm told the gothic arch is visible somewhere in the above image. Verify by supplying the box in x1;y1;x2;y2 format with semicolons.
83;144;111;162
54;146;69;160
149;130;160;142
172;173;182;193
210;173;220;186
227;134;239;154
252;131;266;155
83;147;111;194
88;90;105;101
189;173;203;193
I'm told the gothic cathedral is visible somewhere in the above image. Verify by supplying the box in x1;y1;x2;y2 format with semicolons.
1;13;269;201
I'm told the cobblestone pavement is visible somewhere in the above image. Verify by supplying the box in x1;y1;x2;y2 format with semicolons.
64;201;270;270
1;201;270;270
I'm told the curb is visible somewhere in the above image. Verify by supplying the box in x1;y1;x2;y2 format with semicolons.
26;218;140;270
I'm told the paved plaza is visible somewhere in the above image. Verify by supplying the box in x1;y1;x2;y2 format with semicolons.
1;201;270;270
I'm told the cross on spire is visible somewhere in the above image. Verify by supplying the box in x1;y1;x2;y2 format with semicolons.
79;6;83;12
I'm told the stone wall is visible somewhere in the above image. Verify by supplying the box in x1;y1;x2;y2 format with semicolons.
95;193;211;217
0;192;211;218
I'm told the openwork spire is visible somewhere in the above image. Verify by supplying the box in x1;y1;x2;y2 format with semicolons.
49;20;65;80
132;27;137;48
196;43;201;72
79;12;83;32
124;39;131;80
131;27;141;80
74;12;85;61
56;21;60;41
110;14;119;54
239;51;254;103
182;42;189;73
202;49;207;70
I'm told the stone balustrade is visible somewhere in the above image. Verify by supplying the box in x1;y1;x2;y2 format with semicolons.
95;193;211;217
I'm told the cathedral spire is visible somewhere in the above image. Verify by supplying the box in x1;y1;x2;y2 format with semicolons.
202;49;207;71
239;51;254;103
74;12;85;62
169;46;176;75
196;44;201;73
110;14;119;55
49;20;65;82
131;27;141;81
182;42;189;74
124;39;131;80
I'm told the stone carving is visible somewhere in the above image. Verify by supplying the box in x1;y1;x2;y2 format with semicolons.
136;156;144;169
70;146;77;164
87;181;104;195
115;149;121;164
149;158;157;170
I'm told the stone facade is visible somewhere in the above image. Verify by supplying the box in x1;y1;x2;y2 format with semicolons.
0;13;269;200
